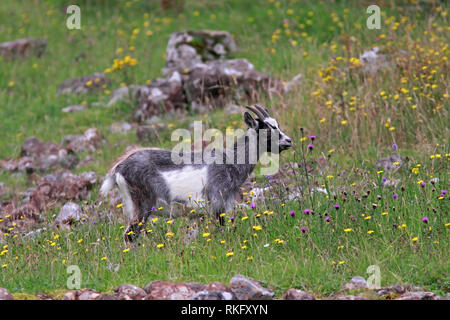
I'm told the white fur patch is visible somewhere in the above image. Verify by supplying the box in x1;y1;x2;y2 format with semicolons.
100;176;114;197
115;173;136;221
161;166;208;204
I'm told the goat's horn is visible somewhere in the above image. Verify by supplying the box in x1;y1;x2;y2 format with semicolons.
255;104;270;117
245;105;266;120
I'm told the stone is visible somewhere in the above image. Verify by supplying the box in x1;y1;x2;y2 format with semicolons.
61;128;104;153
1;137;79;173
359;47;390;74
229;275;274;300
163;30;238;76
107;85;147;107
134;72;186;122
61;105;86;113
0;288;14;300
143;281;198;300
397;291;438;300
376;285;405;297
282;289;315;300
344;276;368;290
110;122;135;135
334;295;368;300
0;38;47;59
375;155;408;172
53;202;84;229
190;290;234;300
224;103;242;115
114;284;147;300
58;72;111;95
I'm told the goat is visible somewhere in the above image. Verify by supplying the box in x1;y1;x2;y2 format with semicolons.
100;105;293;242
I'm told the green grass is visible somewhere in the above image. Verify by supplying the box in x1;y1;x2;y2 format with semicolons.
0;0;448;298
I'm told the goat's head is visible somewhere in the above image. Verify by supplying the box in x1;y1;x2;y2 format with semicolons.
244;104;292;153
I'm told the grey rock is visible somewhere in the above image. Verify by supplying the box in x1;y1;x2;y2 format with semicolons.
114;284;147;300
58;72;111;95
61;105;86;113
107;85;147;107
0;288;14;300
375;155;408;172
53;202;84;228
344;276;368;290
282;288;315;300
230;275;274;300
110;122;135;134
397;291;438;300
0;38;46;59
190;290;234;300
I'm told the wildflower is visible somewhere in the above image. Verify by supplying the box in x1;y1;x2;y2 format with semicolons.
116;203;123;208
165;232;174;237
412;237;418;242
309;135;316;141
252;225;262;231
226;252;234;257
289;210;295;216
367;230;374;234
381;212;389;216
334;204;340;210
123;248;130;253
156;243;164;249
344;228;352;232
324;216;330;222
241;216;248;221
202;232;210;238
247;256;254;261
300;226;307;233
101;256;107;261
392;193;398;200
250;202;256;209
422;217;429;224
420;181;426;188
307;144;314;150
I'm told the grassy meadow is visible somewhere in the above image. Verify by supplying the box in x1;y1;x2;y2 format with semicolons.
0;0;448;298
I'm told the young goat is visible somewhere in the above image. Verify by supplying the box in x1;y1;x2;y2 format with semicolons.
100;105;292;241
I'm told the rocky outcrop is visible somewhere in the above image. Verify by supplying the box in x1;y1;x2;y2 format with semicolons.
229;274;274;300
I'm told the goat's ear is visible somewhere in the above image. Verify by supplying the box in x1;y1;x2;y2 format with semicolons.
244;112;258;129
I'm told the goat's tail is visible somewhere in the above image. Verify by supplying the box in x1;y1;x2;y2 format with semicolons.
100;174;116;197
100;172;136;222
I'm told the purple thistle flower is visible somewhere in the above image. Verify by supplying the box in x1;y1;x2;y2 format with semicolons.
392;193;398;200
229;216;234;222
304;208;311;215
309;135;316;141
382;177;387;182
392;144;398;151
324;216;330;222
307;144;314;150
250;202;256;209
441;189;447;194
422;217;429;224
289;210;295;216
334;204;340;210
300;226;307;233
420;181;426;188
393;222;397;228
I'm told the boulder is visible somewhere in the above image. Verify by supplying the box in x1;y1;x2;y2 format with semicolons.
229;275;274;300
375;155;408;172
62;289;101;300
0;38;47;59
107;85;147;107
58;72;111;95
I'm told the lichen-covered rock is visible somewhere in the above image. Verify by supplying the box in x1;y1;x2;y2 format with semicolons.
230;275;274;300
58;72;111;95
0;38;47;59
